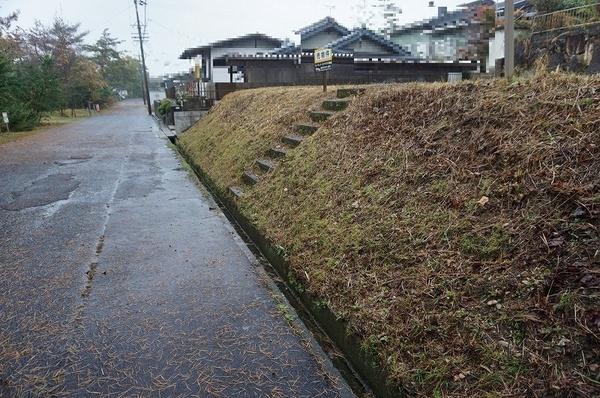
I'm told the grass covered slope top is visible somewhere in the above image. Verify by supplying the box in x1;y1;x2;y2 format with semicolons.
179;86;335;190
180;75;600;397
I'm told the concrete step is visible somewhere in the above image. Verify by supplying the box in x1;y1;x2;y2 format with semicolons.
322;98;351;111
269;147;287;158
228;186;244;199
282;134;304;147
295;123;319;135
310;111;335;122
256;158;275;172
337;88;365;98
242;171;259;185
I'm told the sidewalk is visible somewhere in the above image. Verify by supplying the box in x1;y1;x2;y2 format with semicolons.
0;100;354;397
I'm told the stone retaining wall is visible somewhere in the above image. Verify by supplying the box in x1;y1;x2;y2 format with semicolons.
517;23;600;73
174;110;207;134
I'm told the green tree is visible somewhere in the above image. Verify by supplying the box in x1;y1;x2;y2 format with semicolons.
66;57;107;113
0;8;23;60
84;29;121;74
18;56;62;114
86;30;143;98
532;0;562;12
26;18;87;71
0;12;140;131
26;18;88;113
0;54;42;130
532;0;597;12
104;55;143;97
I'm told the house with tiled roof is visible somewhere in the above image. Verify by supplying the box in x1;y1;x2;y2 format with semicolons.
180;33;283;83
296;17;351;51
273;17;408;58
179;16;478;91
325;27;411;57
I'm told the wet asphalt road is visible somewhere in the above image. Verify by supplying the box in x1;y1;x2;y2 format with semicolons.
0;101;353;397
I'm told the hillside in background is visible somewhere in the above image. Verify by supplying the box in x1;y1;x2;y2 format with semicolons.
180;74;599;397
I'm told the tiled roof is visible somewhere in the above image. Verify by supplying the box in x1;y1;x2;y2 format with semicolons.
325;28;411;57
393;1;494;34
180;33;283;59
270;44;301;55
496;0;532;12
393;10;470;33
295;17;350;38
458;0;495;8
268;27;412;57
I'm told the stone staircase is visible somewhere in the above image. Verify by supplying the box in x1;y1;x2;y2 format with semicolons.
228;88;364;199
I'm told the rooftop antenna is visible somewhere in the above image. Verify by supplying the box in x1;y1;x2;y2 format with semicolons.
325;4;336;16
355;0;375;28
375;0;402;37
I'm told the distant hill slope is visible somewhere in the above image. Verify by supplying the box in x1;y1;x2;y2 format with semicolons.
180;74;600;397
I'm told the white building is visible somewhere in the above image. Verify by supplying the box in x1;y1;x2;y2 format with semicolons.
180;33;284;83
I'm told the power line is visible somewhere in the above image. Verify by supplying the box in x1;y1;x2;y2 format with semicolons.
149;18;196;43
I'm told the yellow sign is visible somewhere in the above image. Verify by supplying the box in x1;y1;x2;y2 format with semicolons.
193;64;202;80
314;48;333;65
315;48;333;72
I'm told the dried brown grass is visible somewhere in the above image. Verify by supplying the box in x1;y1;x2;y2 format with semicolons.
180;86;335;192
181;73;600;397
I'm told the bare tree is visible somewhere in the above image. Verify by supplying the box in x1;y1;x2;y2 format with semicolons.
0;9;24;59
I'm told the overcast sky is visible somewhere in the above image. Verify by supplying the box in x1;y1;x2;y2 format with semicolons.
2;0;470;76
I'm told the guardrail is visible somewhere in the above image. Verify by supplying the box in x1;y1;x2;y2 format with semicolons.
531;3;600;33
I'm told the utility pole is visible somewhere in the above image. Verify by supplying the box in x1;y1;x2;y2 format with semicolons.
139;55;147;105
504;0;515;80
134;0;152;115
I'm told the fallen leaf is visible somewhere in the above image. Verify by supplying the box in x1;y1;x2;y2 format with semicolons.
548;236;565;247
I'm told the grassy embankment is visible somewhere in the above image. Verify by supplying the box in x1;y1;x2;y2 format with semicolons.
0;109;91;146
180;75;599;397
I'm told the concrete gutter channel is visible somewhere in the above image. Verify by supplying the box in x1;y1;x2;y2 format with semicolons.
154;119;404;398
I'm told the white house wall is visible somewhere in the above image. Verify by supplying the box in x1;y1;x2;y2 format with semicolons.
432;32;468;60
486;29;528;74
209;46;277;83
301;31;346;50
487;30;504;73
392;32;431;58
348;38;395;55
212;67;244;83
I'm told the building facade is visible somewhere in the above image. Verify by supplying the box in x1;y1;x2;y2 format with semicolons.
390;1;495;62
180;34;283;83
